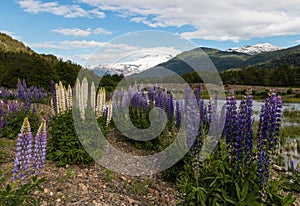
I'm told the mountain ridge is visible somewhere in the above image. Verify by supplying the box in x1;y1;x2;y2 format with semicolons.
226;43;282;55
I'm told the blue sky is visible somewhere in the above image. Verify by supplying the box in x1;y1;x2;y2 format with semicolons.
1;0;300;66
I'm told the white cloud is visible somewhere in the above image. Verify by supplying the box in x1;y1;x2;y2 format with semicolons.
93;28;112;35
52;28;91;37
29;40;107;49
52;27;112;37
29;39;182;65
78;0;300;42
17;0;105;18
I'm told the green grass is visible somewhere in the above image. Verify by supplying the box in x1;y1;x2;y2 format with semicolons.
0;138;15;163
280;126;300;139
283;109;300;123
281;97;300;103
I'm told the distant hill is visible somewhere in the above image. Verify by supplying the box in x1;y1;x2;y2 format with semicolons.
135;43;300;78
0;32;85;90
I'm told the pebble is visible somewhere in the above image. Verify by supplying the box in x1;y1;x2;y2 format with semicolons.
79;183;89;194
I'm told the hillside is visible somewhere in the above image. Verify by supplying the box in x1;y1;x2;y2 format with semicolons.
0;32;33;54
138;44;300;77
0;33;84;90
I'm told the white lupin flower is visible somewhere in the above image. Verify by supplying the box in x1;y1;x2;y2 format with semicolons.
55;83;60;114
106;100;113;125
67;85;72;110
96;87;106;117
81;77;89;109
90;81;96;110
65;85;69;110
75;78;80;103
50;98;55;116
59;81;66;113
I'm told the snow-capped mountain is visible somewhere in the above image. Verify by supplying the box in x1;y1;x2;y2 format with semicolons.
226;43;282;55
93;53;176;76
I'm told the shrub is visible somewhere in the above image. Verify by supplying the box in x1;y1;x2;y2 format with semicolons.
47;110;94;166
0;111;40;139
176;93;296;205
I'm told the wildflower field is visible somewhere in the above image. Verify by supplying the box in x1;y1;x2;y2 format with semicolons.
0;78;300;206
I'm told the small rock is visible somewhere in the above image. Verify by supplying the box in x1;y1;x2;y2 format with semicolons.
50;192;54;196
127;196;135;205
79;183;88;194
56;198;61;203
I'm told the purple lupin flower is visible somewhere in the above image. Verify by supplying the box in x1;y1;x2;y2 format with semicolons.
290;159;295;172
165;93;174;123
175;101;182;128
257;92;283;185
148;85;154;102
17;79;24;100
257;93;282;154
32;119;47;174
234;97;247;168
258;149;270;186
225;95;238;151
1;87;8;104
0;101;6;128
12;117;33;180
51;81;57;115
244;94;253;164
194;84;201;104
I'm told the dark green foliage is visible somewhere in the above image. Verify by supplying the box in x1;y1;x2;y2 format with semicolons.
176;143;296;206
0;142;5;163
220;65;300;86
282;171;300;193
0;33;101;91
47;111;94;166
0;50;83;90
0;111;40;139
0;175;45;206
98;74;124;93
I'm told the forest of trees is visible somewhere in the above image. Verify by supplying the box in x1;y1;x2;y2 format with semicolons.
181;64;300;87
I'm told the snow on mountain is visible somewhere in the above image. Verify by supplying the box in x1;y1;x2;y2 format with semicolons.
93;53;176;76
226;43;282;55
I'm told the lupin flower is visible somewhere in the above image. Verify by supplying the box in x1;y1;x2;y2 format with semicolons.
51;80;57;115
32;119;47;174
290;159;295;172
1;87;8;104
175;101;182;128
96;87;106;117
12;117;33;180
256;92;283;185
106;100;113;125
244;94;253;164
258;149;270;186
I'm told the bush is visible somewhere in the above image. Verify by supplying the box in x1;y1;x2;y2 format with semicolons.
176;143;296;206
0;111;40;139
47;110;94;166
